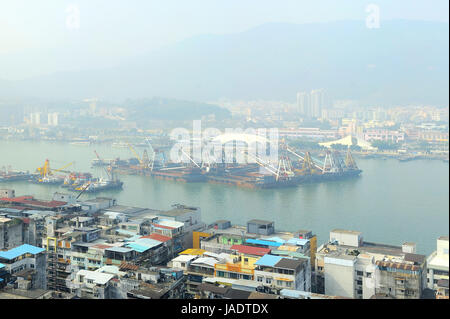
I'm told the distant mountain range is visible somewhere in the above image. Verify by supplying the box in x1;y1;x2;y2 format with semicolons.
1;20;448;106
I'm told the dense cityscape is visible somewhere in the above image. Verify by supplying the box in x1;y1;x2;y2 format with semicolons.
0;1;448;311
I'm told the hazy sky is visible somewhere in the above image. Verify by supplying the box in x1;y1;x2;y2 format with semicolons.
0;0;449;80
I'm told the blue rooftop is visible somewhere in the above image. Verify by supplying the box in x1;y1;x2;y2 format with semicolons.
264;237;286;244
135;238;162;247
125;238;162;253
0;263;5;269
246;238;283;247
0;244;45;261
125;243;150;253
254;254;282;267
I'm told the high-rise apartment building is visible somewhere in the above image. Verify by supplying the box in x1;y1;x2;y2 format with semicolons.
297;89;329;119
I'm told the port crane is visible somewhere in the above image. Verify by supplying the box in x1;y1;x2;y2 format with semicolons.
127;142;150;170
286;147;323;172
93;151;115;180
75;181;92;199
243;150;283;180
344;148;359;170
180;147;201;168
36;160;74;178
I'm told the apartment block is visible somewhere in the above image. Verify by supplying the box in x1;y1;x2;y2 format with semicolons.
426;236;449;298
316;229;427;299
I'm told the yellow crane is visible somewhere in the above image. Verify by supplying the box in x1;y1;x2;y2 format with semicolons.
127;143;143;166
36;160;74;178
127;142;150;170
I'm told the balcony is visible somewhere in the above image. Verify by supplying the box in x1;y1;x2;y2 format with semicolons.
215;263;254;275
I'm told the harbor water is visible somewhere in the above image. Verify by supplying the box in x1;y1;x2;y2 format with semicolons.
0;140;448;255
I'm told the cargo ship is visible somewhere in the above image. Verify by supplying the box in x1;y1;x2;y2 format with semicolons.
61;172;94;188
0;169;34;182
71;178;123;193
29;175;66;185
150;167;207;183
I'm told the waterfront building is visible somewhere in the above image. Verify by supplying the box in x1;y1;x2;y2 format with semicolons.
278;127;340;140
426;236;449;299
316;230;427;299
253;254;311;293
363;129;405;143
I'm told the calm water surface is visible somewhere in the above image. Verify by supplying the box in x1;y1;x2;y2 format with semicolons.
0;140;448;254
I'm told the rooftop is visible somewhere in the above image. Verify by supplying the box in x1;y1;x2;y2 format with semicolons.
248;219;273;226
77;270;115;285
254;254;282;267
0;244;45;261
245;238;283;248
172;254;198;263
230;244;271;257
331;229;362;236
274;258;308;271
158;205;198;217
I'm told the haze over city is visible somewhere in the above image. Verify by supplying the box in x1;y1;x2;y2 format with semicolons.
0;0;448;305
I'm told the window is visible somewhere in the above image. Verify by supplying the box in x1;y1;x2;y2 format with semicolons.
366;272;372;278
266;278;272;284
257;276;263;282
244;258;248;264
277;280;283;286
356;271;363;276
356;280;363;285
